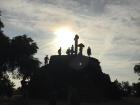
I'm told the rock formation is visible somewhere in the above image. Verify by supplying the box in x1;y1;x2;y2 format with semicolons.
28;35;121;102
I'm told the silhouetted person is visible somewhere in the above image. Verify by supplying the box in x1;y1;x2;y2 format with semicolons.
78;43;85;55
74;35;79;55
66;47;71;55
44;55;49;65
58;47;62;55
87;46;91;57
71;45;74;55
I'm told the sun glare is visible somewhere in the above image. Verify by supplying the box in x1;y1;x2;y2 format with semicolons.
54;27;76;49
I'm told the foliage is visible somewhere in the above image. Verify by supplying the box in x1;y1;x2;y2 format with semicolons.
0;11;4;31
0;19;4;30
0;13;40;97
113;80;132;97
134;63;140;76
10;35;40;79
16;57;40;79
0;74;15;97
11;35;38;57
133;63;140;96
121;81;132;96
0;32;10;73
0;33;40;79
132;82;140;96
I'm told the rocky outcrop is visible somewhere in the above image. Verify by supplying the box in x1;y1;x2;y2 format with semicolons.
29;55;121;101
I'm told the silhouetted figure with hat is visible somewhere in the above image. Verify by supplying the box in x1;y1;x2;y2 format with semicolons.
74;35;79;55
87;46;91;57
78;43;85;55
58;47;62;56
44;55;49;65
66;47;71;55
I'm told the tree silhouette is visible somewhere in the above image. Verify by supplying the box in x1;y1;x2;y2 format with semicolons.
18;57;40;78
0;12;40;97
134;63;140;96
121;81;131;96
0;11;4;31
8;36;40;97
11;35;38;57
0;74;15;97
10;35;40;79
0;12;15;97
132;82;140;96
0;14;10;75
0;33;10;74
134;63;140;77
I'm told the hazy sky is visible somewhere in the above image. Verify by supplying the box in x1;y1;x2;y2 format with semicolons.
0;0;140;85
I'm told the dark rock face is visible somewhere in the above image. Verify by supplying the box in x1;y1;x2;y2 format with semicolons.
29;55;121;101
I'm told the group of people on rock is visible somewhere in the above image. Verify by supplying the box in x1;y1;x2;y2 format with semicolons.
57;35;92;56
44;35;92;65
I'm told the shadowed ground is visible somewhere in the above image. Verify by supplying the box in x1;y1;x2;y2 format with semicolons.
1;97;140;105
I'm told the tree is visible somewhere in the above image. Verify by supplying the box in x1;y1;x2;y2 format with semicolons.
121;81;132;96
18;57;40;79
11;35;38;58
0;33;10;74
0;13;10;76
0;74;15;97
0;12;40;97
10;35;40;79
0;11;4;31
0;12;15;97
133;63;140;96
134;63;140;77
132;82;140;96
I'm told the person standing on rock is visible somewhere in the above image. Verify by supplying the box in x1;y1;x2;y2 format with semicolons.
87;46;91;57
58;47;62;56
44;55;49;65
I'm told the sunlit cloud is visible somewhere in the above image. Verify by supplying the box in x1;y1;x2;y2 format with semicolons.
0;0;140;85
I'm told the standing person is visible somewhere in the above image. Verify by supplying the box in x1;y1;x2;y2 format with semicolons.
66;48;71;55
78;43;85;55
58;47;62;56
71;45;74;55
44;55;49;65
87;47;91;57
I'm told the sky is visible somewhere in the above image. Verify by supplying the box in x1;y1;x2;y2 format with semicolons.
0;0;140;86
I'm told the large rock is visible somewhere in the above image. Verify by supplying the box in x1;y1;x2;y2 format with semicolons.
29;55;121;101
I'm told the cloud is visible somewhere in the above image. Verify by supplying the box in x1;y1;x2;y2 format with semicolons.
0;0;140;83
26;0;110;16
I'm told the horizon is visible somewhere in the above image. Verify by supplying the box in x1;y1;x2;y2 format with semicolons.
0;0;140;88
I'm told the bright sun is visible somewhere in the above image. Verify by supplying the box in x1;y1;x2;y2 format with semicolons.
54;27;76;49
